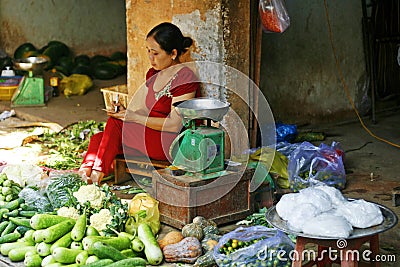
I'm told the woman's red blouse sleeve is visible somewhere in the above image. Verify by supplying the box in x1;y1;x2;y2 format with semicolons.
170;67;200;97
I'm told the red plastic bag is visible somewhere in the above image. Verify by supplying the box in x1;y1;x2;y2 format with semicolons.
259;0;290;33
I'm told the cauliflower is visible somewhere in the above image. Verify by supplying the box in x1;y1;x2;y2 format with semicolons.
2;164;46;187
57;206;80;220
73;184;105;209
89;209;112;233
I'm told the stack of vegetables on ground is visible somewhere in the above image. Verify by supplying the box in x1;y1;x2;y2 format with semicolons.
153;216;221;266
0;171;166;266
0;161;298;266
38;120;105;171
155;211;298;267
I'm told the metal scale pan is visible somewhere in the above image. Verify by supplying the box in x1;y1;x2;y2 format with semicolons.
13;56;48;76
174;98;230;123
265;199;398;240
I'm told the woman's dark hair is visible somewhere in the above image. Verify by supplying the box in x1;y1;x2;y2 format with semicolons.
147;22;193;56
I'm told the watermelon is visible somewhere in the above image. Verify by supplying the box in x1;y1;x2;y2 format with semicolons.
93;62;119;80
74;55;91;66
14;43;37;59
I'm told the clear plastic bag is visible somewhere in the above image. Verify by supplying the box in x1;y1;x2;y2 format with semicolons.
259;0;290;33
287;141;346;192
18;187;53;212
213;226;294;266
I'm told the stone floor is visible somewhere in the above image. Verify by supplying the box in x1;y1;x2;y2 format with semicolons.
0;76;399;266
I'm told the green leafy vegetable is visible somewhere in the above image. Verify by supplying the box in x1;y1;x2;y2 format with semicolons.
39;120;105;170
236;207;272;227
45;173;84;209
68;183;128;237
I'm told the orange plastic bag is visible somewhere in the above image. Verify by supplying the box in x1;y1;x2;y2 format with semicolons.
259;0;290;33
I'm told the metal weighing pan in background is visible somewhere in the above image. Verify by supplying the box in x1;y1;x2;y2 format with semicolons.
265;199;398;240
13;56;48;75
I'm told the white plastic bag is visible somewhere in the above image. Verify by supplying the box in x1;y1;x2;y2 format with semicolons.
302;213;353;238
337;199;383;228
315;184;347;206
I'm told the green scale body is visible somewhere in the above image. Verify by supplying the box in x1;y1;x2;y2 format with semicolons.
173;125;225;174
11;74;45;107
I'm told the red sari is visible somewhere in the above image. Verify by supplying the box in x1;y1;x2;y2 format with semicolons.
81;67;199;175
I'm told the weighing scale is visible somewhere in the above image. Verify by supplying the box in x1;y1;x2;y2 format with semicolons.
11;56;48;107
170;98;230;175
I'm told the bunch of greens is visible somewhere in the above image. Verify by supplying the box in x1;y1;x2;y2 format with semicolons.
45;172;85;209
39;120;105;170
99;184;129;236
237;207;272;227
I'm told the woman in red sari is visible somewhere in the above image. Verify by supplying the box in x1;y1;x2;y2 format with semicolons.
79;22;200;183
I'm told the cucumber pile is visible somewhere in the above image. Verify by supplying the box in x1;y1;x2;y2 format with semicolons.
0;173;37;244
0;172;163;266
0;173;23;203
0;211;159;266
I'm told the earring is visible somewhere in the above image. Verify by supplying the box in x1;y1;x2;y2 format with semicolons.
172;57;176;61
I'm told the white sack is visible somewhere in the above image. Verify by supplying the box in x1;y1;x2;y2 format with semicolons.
301;213;353;238
276;193;299;221
315;185;347;206
286;203;319;232
337;199;383;228
298;187;333;213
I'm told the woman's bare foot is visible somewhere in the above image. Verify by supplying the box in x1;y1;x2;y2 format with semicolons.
78;167;91;182
89;170;104;184
78;167;91;177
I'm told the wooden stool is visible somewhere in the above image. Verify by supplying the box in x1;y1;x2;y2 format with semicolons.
292;234;380;267
113;155;170;184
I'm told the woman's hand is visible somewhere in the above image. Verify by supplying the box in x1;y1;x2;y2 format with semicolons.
110;101;126;113
108;110;126;120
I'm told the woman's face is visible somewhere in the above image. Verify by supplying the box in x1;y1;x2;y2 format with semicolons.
146;36;176;70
